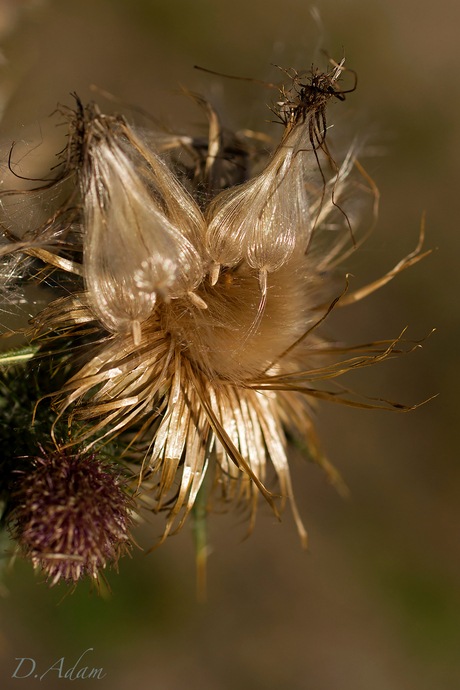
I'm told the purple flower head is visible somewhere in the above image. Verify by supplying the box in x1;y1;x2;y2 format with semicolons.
8;447;133;586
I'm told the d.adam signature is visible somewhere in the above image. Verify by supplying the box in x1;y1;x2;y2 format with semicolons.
12;648;106;680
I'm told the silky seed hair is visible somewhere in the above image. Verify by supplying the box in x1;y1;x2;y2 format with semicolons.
0;59;428;567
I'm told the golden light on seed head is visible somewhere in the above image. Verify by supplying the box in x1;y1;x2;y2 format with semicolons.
0;58;430;584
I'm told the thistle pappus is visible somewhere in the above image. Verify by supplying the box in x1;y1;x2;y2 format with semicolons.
0;59;429;583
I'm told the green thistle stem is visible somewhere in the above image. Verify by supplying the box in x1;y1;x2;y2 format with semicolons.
0;346;40;366
191;481;208;603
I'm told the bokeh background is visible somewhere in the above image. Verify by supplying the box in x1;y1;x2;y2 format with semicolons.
0;0;458;688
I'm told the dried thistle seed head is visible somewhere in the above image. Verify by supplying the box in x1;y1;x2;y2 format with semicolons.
49;101;207;344
205;123;313;288
80;113;208;343
7;447;134;586
204;59;354;288
0;58;427;560
2;64;361;550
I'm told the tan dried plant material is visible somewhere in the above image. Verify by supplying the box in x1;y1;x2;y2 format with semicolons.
0;59;430;558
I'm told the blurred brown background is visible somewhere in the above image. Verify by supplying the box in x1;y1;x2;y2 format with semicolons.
0;0;458;688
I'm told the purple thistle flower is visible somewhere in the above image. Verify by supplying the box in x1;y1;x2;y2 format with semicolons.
8;447;134;586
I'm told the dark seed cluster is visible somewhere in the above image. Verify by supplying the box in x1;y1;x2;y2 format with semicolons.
7;448;133;586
